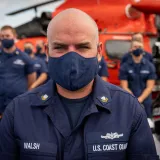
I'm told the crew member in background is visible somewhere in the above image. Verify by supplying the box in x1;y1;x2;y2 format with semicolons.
0;25;36;119
97;54;108;81
119;47;156;118
35;40;47;62
121;33;153;64
0;32;2;49
24;42;48;89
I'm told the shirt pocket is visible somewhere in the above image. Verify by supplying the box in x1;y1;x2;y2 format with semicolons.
85;132;128;160
12;63;25;70
140;71;150;81
11;63;25;75
16;139;57;160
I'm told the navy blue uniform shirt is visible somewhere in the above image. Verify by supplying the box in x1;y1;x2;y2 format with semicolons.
0;76;158;160
119;58;156;117
121;51;153;64
33;56;48;78
0;48;35;113
35;52;47;62
98;57;109;77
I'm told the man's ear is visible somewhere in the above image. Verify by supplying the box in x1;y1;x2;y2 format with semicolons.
97;42;103;55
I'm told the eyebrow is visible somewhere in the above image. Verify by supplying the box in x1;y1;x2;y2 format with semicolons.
76;42;91;46
52;42;67;46
51;41;91;46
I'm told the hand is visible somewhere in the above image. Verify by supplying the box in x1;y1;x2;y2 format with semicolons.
138;97;143;103
28;85;35;91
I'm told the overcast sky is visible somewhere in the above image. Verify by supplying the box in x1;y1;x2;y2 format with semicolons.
0;0;65;27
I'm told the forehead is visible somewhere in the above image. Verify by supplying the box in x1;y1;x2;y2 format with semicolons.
24;43;33;47
36;41;43;46
1;29;14;35
132;42;142;47
133;33;142;38
48;19;97;44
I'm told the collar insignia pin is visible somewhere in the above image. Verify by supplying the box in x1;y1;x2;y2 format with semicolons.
41;94;48;101
101;96;108;103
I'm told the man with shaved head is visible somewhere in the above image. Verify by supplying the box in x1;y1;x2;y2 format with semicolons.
0;9;158;160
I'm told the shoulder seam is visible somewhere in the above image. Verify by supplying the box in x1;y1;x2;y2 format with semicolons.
105;84;135;98
17;91;39;98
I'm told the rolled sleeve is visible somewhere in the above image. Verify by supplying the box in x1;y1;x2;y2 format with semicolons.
21;52;35;75
148;63;157;80
25;59;35;75
127;99;159;159
145;51;153;63
121;53;130;64
0;100;18;160
119;65;128;80
98;58;108;77
39;59;48;74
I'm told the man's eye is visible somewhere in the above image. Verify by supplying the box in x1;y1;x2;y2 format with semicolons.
54;46;65;50
54;45;67;50
54;47;62;49
79;46;90;49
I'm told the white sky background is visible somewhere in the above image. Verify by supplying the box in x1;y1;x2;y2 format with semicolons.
0;0;65;27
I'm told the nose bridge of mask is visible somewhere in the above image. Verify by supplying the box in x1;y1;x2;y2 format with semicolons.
2;39;14;49
60;51;95;80
25;48;32;54
70;52;83;78
36;45;42;52
133;48;143;56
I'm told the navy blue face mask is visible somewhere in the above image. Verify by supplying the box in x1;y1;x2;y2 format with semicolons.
2;39;14;49
48;52;99;91
24;48;33;55
132;48;143;57
36;46;42;53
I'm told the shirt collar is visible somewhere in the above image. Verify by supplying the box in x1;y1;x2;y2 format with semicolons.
128;57;146;65
31;76;112;112
30;80;55;107
92;75;112;112
2;48;21;57
141;58;146;64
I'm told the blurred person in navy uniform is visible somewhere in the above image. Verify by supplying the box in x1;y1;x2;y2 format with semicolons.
0;9;158;160
119;47;156;118
35;40;47;62
0;25;36;119
24;42;48;89
121;33;153;64
0;32;2;49
97;54;108;81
